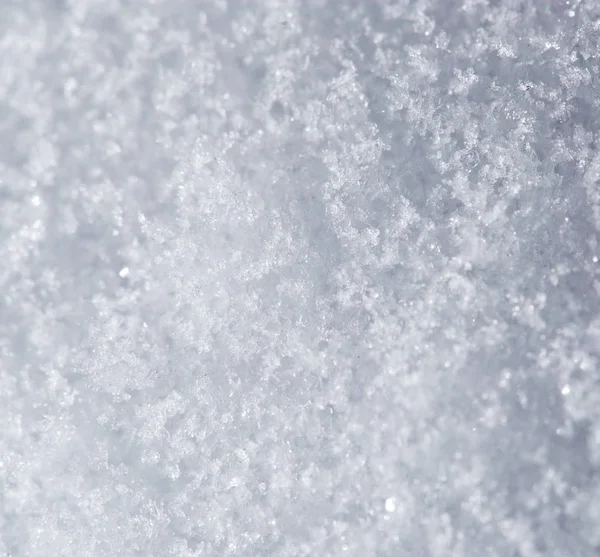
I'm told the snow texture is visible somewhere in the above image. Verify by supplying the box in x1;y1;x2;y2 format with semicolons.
1;1;600;556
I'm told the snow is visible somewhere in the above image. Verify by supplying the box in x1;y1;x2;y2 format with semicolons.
1;1;600;556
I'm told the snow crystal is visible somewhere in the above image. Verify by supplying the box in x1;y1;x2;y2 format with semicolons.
384;497;397;513
2;0;600;556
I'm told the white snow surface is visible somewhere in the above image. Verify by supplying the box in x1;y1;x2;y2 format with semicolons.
2;1;600;556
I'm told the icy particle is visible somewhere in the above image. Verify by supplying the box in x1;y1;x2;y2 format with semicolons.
385;497;397;513
119;267;130;278
226;477;242;490
561;385;571;396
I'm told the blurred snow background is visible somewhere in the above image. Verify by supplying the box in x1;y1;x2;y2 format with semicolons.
2;0;600;555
